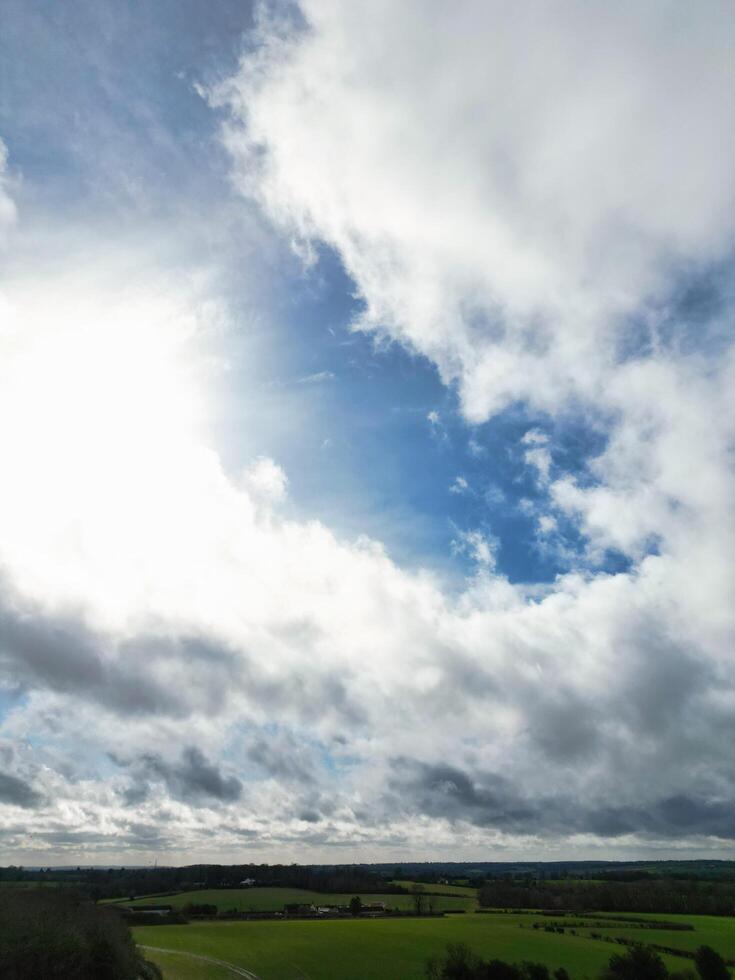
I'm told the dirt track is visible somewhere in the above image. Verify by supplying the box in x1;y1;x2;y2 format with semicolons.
139;943;263;979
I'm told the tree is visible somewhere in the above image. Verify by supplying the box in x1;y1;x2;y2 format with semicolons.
411;882;427;915
694;946;729;980
553;970;570;980
521;965;549;980
0;888;161;980
349;895;362;917
439;943;482;980
604;947;669;980
479;963;522;980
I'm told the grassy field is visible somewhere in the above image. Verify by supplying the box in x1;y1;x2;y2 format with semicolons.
127;886;474;913
140;949;233;980
549;911;735;960
391;879;479;898
134;912;694;980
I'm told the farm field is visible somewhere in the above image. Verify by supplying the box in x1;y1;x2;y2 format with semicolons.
555;911;735;960
127;886;474;913
139;949;233;980
391;879;479;898
133;912;692;980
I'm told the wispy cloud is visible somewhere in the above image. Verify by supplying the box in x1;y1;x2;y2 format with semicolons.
297;370;335;384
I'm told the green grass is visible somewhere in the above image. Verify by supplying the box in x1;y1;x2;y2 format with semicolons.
133;912;688;980
557;911;735;961
391;879;478;898
127;886;473;913
140;949;233;980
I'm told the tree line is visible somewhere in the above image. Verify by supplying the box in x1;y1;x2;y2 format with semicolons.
0;862;397;901
478;878;735;916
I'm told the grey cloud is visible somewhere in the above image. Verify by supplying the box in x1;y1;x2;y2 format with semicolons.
586;796;735;840
615;631;712;739
0;586;365;731
122;782;150;806
133;747;242;805
0;771;44;809
246;733;319;785
0;586;258;722
388;757;735;841
526;693;600;762
388;758;545;832
246;668;368;728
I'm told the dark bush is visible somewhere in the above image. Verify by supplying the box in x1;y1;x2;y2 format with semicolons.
603;946;669;980
693;946;730;980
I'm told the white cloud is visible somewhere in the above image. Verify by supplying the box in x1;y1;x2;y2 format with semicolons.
449;475;469;495
538;515;557;536
524;446;553;484
452;529;497;568
0;139;17;244
214;0;735;419
244;456;288;505
522;430;549;446
201;0;735;853
2;2;735;860
297;370;335;384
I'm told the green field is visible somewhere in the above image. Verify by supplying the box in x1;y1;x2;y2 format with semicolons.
127;886;474;913
134;912;699;980
550;911;735;961
140;950;233;980
391;879;479;898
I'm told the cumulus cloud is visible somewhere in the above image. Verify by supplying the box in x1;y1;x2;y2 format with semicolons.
243;455;289;505
205;0;735;852
214;0;735;417
1;2;735;860
128;747;243;805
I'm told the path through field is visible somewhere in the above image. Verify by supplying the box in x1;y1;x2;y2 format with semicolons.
139;944;263;979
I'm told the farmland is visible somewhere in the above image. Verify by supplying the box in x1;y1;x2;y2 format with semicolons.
551;911;735;960
391;879;479;898
125;886;474;913
138;949;234;980
133;909;734;979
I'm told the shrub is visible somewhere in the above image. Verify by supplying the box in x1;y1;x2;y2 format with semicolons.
693;946;730;980
603;946;669;980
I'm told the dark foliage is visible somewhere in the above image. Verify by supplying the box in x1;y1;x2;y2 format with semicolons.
181;902;218;916
425;943;555;980
426;941;731;980
0;888;160;980
602;947;669;980
478;878;735;916
693;945;730;980
0;862;398;901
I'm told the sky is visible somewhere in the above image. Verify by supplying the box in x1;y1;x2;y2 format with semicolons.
0;0;734;866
